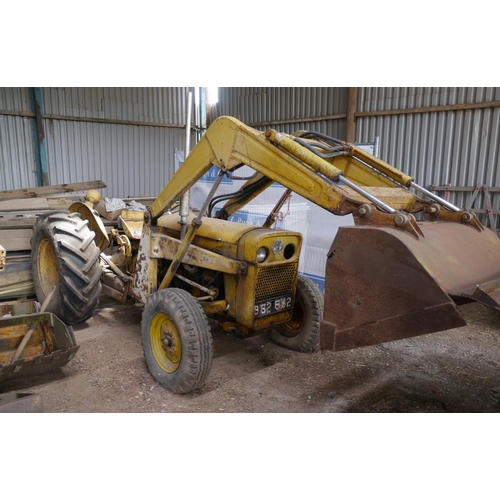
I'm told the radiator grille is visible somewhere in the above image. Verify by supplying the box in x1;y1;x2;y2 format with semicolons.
255;263;298;301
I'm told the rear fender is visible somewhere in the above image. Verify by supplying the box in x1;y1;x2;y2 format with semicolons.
69;201;110;251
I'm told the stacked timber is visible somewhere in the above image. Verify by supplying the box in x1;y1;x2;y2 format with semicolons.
0;181;106;301
0;251;33;300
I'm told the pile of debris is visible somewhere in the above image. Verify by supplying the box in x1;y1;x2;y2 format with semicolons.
0;181;108;397
0;180;156;399
0;181;106;300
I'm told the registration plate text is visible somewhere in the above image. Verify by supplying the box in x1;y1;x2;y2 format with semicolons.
254;295;293;318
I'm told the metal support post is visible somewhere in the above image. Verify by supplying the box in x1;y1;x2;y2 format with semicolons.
29;87;49;186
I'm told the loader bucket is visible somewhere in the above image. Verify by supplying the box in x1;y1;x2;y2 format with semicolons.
0;311;79;383
320;221;500;351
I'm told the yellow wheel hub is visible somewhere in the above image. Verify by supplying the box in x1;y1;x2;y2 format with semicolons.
150;312;182;373
37;238;59;296
279;300;304;338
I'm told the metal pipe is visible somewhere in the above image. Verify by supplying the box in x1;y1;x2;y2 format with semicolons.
196;170;226;221
3;99;500;129
348;154;407;189
339;175;398;214
99;253;131;283
159;172;225;290
0;110;186;129
410;182;461;212
174;273;217;298
264;189;292;228
180;91;193;238
199;87;207;140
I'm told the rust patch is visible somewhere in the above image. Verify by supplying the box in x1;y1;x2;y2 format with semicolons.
35;101;45;142
0;312;79;383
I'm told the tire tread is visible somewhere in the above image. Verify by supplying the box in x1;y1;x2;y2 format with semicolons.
31;210;102;325
268;274;324;352
141;288;213;394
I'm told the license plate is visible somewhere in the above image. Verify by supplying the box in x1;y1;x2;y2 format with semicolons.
254;294;293;318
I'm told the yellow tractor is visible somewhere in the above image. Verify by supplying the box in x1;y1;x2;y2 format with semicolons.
29;116;500;393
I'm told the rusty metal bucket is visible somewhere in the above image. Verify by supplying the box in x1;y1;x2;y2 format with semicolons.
320;221;500;351
0;311;79;383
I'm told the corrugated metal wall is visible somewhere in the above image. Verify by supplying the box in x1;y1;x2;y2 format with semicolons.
0;88;38;190
212;87;348;138
0;87;191;198
211;87;500;228
2;86;500;227
355;87;500;226
43;88;187;124
44;119;186;198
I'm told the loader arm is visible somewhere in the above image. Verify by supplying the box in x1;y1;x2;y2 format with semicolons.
149;116;420;221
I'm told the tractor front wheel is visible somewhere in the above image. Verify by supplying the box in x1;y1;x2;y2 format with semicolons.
268;274;323;352
141;288;213;394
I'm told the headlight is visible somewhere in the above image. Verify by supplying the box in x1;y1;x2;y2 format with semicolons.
256;246;268;263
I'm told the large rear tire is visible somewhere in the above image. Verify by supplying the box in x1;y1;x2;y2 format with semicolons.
30;211;102;325
268;274;323;352
142;288;213;394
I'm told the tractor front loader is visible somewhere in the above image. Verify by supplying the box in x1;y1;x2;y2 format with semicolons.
28;116;500;393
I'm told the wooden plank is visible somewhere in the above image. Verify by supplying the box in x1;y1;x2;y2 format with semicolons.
0;198;50;211
0;229;33;239
0;256;34;300
0;269;33;289
0;281;35;300
0;181;106;201
0;197;72;212
0;218;37;229
0;211;49;218
0;228;33;251
0;238;32;252
47;197;74;210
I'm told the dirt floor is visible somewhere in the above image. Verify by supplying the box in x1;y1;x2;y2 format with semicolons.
2;296;500;413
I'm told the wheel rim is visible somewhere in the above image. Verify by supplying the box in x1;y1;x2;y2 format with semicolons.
37;238;59;296
278;298;305;338
150;312;182;373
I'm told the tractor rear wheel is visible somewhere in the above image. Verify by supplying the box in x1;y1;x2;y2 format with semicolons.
30;211;102;325
268;274;323;352
142;288;213;394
